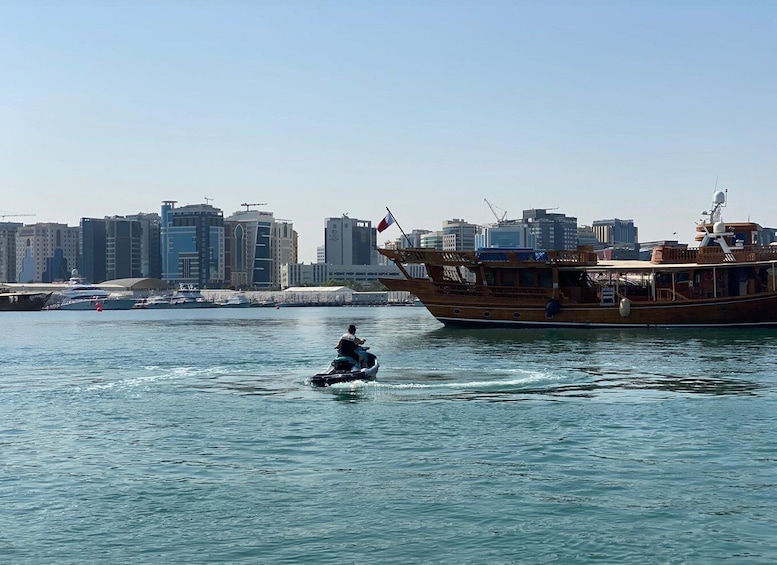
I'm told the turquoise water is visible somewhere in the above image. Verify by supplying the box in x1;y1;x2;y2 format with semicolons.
1;306;776;564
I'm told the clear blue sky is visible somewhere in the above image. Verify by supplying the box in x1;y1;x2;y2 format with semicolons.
3;1;776;262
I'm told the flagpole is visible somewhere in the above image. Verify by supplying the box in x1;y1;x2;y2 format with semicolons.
385;207;413;248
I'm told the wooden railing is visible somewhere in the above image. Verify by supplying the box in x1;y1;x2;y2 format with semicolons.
381;247;598;267
652;245;777;265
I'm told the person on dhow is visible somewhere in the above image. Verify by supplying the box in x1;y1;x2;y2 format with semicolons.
336;324;368;368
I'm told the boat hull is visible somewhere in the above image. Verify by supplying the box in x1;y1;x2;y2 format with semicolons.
383;278;777;329
59;298;137;311
169;300;218;309
0;292;52;312
311;359;379;387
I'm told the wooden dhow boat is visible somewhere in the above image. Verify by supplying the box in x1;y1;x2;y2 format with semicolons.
0;290;52;312
379;193;777;328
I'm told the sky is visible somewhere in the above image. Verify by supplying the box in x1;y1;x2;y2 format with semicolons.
2;1;776;262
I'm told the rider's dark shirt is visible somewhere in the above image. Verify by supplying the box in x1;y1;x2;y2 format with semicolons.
338;333;359;361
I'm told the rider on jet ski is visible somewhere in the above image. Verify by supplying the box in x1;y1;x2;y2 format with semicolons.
336;324;369;368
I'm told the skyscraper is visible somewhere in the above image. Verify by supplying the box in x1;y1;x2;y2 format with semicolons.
16;223;79;283
442;219;478;251
592;218;638;246
125;213;162;278
324;216;377;266
105;218;142;280
161;201;225;287
521;209;578;251
0;222;23;283
477;222;535;249
224;209;298;289
224;210;274;289
80;217;144;282
80;218;107;282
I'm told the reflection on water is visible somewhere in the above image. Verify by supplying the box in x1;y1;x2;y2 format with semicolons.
535;372;762;398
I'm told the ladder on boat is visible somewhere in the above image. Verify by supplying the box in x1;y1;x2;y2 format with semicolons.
600;286;616;306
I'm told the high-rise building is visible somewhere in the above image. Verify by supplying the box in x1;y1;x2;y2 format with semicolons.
420;231;444;250
592;218;638;246
106;218;142;280
521;209;578;251
16;223;79;283
0;222;23;283
477;221;535;249
224;210;273;289
272;219;297;286
324;216;377;266
125;213;162;278
161;201;224;287
390;229;430;249
80;217;144;282
577;225;600;248
80;218;107;282
442;219;478;251
224;209;297;289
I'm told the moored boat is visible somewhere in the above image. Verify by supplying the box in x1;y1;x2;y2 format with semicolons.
133;294;173;309
379;192;777;328
217;294;252;308
170;284;218;308
0;290;52;312
58;270;137;310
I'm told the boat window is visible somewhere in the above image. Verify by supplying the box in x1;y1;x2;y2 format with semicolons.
500;272;515;287
519;271;535;287
676;272;690;283
538;271;553;288
485;272;495;286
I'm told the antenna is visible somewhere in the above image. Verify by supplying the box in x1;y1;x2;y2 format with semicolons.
701;187;727;224
240;202;267;212
484;198;507;225
204;197;213;205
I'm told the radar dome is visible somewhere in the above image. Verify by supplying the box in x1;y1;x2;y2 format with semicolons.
713;191;726;204
713;221;726;234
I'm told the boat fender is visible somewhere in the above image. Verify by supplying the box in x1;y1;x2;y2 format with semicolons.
545;299;561;318
619;297;631;318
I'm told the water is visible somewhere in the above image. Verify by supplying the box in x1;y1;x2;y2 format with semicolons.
1;306;776;564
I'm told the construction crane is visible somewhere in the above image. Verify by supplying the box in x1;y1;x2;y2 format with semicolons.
484;199;507;225
240;202;267;211
0;213;35;221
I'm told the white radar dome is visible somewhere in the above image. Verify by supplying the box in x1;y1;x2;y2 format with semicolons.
713;221;726;234
713;191;726;204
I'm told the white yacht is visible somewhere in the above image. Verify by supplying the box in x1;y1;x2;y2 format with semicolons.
170;284;217;308
133;294;173;309
58;270;137;311
218;294;252;308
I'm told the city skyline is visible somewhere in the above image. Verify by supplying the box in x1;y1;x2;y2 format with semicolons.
1;198;641;259
4;2;776;263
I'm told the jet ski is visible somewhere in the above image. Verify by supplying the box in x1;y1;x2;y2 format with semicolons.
311;347;379;387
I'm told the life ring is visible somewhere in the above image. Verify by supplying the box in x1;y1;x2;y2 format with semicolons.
704;272;713;282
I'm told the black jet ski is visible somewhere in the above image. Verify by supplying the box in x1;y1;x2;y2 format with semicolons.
311;348;379;387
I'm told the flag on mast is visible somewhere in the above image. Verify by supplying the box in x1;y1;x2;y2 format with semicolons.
377;212;395;233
